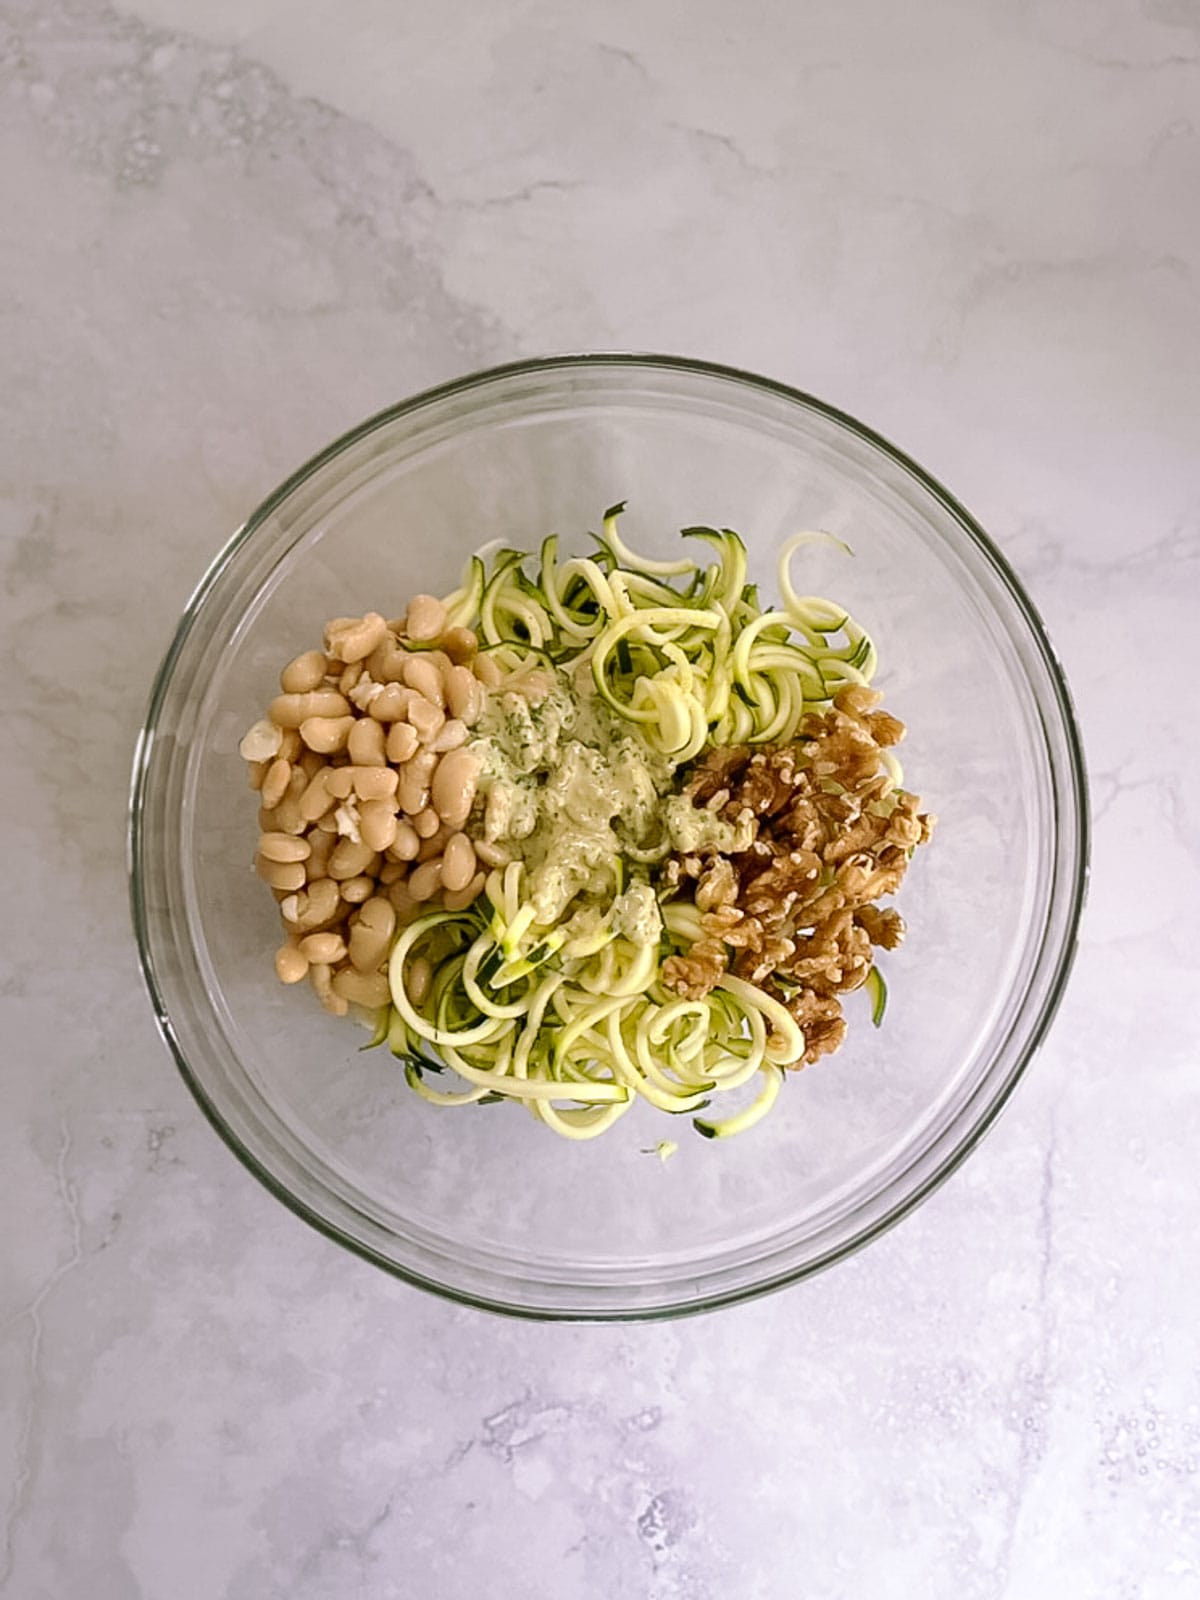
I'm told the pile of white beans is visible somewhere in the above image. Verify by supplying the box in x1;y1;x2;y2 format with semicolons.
239;595;506;1017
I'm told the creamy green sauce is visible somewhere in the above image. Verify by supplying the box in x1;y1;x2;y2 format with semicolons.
472;666;738;939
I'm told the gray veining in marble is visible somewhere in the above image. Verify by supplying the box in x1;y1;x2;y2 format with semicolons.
2;0;1199;1594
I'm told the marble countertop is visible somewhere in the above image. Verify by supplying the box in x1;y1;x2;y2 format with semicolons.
3;0;1198;1594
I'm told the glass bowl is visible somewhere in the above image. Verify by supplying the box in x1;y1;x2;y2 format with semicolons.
129;354;1088;1320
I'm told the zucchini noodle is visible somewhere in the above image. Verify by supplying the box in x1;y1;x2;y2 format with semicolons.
457;504;875;759
386;878;800;1142
375;505;885;1141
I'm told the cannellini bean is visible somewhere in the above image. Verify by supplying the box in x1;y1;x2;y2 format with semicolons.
359;799;399;854
272;766;310;835
280;650;329;694
327;838;379;880
376;647;412;684
378;860;406;885
348;897;396;973
324;765;397;801
299;767;336;822
364;638;390;678
367;683;411;721
331;967;391;1008
401;655;445;708
323;767;356;799
442;870;486;912
279;894;302;924
406;594;447;641
473;654;503;687
407;695;445;744
338;660;364;696
256;855;306;892
430;747;479;828
387;819;421;861
386;721;419;763
417;824;450;863
298;931;348;964
430;718;468;753
444;665;483;724
386;879;420;920
406;955;433;1005
261;756;291;810
275;943;309;983
299;715;354;754
408;858;443;901
306;827;336;880
278;728;302;761
348;717;386;766
268;690;351;728
248;759;269;791
398;749;438;815
412;807;441;839
339;875;375;904
309;961;350;1015
441;627;478;665
441;832;476;892
240;719;283;762
296;877;342;928
258;831;312;864
325;612;388;664
352;766;399;801
298;748;325;780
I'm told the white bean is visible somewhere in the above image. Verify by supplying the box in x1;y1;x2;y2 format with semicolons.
408;858;443;901
412;807;441;839
406;594;448;641
430;747;479;828
348;717;387;767
298;932;348;964
441;832;476;893
359;799;399;854
444;666;483;725
280;650;328;694
331;967;390;1008
407;695;445;744
299;715;354;754
401;655;445;708
268;691;351;728
261;757;291;810
275;943;309;983
386;721;419;763
258;831;311;864
240;719;284;762
387;820;421;861
325;612;388;664
348;897;396;973
442;871;486;912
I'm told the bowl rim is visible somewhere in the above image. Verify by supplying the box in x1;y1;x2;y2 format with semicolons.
128;351;1090;1321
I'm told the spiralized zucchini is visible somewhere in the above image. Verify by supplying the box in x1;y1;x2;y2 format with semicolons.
385;875;803;1141
452;505;876;760
380;507;879;1140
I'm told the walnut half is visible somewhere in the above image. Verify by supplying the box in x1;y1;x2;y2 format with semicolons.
661;685;935;1067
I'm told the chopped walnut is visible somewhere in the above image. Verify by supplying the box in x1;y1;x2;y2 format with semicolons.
661;685;935;1066
695;857;738;912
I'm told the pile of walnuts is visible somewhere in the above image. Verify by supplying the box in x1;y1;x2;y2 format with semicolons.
662;685;935;1066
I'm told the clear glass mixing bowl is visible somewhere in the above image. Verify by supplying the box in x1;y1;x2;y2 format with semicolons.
129;355;1088;1320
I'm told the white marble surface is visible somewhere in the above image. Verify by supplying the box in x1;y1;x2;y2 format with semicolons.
2;0;1198;1593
